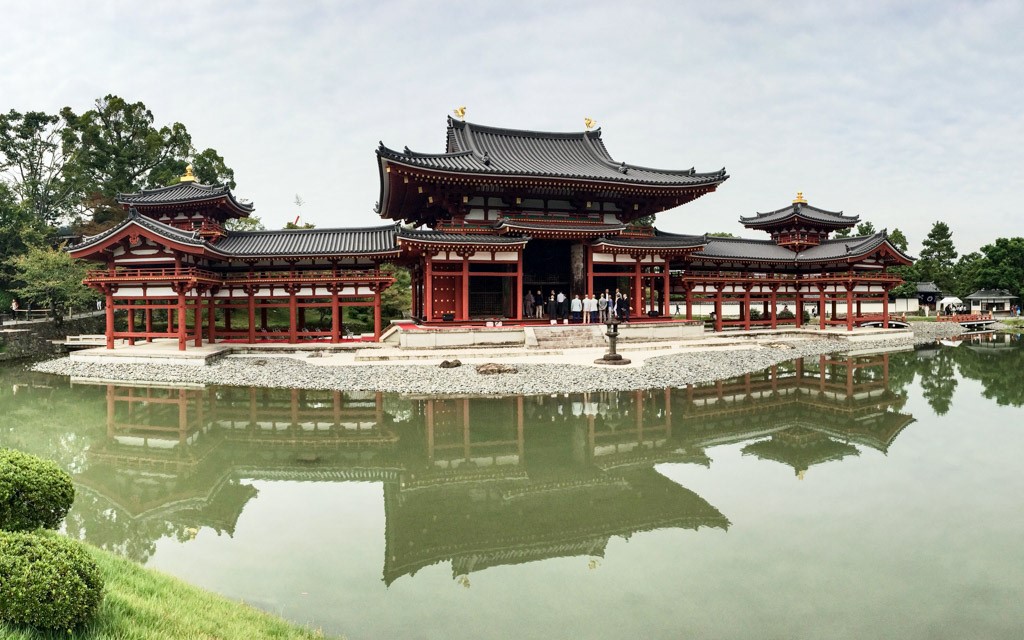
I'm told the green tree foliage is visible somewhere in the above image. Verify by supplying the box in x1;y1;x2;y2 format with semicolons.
61;95;235;231
0;110;81;224
284;220;315;229
975;237;1024;300
7;245;96;322
888;228;909;253
224;215;266;231
855;221;876;236
707;231;736;238
952;251;986;297
917;221;958;293
834;227;853;238
0;184;48;293
380;263;411;320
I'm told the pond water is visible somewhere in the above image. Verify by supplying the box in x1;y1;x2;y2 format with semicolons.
2;334;1023;639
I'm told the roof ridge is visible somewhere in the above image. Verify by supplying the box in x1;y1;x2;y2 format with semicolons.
228;223;399;236
450;117;597;140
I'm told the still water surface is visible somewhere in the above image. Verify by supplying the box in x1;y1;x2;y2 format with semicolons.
2;336;1023;639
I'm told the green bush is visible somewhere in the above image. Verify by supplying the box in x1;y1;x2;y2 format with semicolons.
0;449;75;531
0;531;104;630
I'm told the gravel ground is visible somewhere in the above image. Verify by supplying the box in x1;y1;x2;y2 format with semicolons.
32;323;963;395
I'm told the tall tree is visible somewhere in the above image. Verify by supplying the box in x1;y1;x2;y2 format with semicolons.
976;237;1024;300
952;251;987;297
917;221;958;293
7;245;96;323
888;228;909;253
834;227;853;238
855;221;876;236
0;184;47;295
0;109;81;224
61;95;235;231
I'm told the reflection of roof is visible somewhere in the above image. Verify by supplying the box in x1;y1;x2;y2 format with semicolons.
739;202;858;229
742;431;860;474
379;118;728;187
965;289;1018;301
382;468;728;585
118;181;254;215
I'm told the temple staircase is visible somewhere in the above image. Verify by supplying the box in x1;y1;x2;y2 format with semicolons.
528;325;606;349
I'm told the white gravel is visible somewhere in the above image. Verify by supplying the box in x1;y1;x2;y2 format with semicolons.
32;323;963;395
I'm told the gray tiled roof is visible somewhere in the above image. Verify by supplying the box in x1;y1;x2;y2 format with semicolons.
70;211;400;258
695;232;911;264
118;181;255;213
739;202;858;228
397;229;530;245
592;229;706;249
378;118;728;187
216;224;400;257
965;289;1018;300
495;219;626;234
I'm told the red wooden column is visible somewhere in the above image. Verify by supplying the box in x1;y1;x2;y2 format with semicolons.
846;287;854;331
127;304;136;346
714;288;723;332
586;247;594;297
819;288;826;330
461;254;470;321
662;268;670;316
176;286;187;351
247;287;256;343
633;259;642;314
685;286;693;320
207;296;216;343
770;286;778;329
410;266;419;321
424;255;434;321
794;288;802;328
331;286;341;343
743;287;752;330
145;302;152;342
288;286;298;344
882;288;890;328
515;249;524;320
104;286;115;349
373;286;382;340
194;292;203;347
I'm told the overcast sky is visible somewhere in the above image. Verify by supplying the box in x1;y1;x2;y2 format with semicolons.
4;0;1021;254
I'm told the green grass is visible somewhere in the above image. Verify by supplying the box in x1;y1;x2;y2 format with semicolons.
1;539;330;640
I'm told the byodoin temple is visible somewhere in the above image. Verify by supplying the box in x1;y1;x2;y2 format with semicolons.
68;117;913;349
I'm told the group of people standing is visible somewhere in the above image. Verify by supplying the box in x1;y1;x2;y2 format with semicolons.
522;289;631;324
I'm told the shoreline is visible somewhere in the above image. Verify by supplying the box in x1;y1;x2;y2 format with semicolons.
31;324;966;396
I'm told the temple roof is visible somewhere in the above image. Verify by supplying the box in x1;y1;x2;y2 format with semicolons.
117;181;255;217
216;224;400;257
739;201;858;230
964;289;1019;301
70;210;400;259
591;229;707;250
378;118;728;188
494;219;626;235
692;231;913;265
397;228;530;246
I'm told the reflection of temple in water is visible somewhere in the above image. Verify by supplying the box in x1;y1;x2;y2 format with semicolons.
73;352;912;577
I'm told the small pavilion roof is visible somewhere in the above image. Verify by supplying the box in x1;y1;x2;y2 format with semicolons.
379;118;728;188
693;231;914;265
740;201;859;230
117;181;254;217
964;289;1019;301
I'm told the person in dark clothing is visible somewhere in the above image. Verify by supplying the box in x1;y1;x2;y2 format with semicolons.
618;295;631;322
534;290;544;318
546;294;558;321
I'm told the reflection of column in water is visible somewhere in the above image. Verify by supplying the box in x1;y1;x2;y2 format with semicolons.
572;419;588;464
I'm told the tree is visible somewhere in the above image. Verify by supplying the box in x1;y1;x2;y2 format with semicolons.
380;263;411;321
224;215;266;231
61;95;235;230
975;237;1024;300
834;227;853;238
284;219;315;229
952;251;987;297
855;221;876;236
917;221;958;293
0;184;47;295
707;232;736;238
0;110;82;225
888;228;909;253
7;245;96;322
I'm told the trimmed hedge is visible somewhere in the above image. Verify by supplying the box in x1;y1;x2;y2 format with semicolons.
0;448;75;531
0;531;104;630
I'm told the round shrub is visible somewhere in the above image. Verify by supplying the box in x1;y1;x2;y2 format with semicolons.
0;531;104;630
0;449;75;531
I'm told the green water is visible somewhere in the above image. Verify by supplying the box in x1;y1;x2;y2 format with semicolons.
2;334;1023;639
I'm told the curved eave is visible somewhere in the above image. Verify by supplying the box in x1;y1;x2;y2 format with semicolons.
739;212;859;230
118;183;255;216
68;219;215;261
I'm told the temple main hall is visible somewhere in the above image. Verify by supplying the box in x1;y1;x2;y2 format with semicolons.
68;117;913;349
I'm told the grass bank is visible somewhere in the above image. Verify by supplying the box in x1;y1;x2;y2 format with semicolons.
1;538;328;640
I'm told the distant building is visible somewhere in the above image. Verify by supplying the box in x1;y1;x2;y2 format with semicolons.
965;289;1019;316
916;281;942;308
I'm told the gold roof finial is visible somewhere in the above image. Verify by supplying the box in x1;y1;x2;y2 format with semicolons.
793;191;807;204
584;117;597;130
180;164;196;183
453;106;466;120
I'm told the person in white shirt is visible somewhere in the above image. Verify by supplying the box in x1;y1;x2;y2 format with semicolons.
570;295;583;323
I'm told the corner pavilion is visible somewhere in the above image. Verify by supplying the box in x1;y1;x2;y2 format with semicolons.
69;118;913;349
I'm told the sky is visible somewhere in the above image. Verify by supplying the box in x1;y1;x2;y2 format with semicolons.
3;0;1022;255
